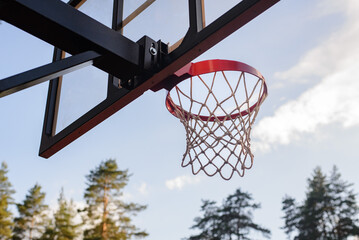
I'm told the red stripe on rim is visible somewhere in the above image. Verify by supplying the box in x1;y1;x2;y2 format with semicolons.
166;59;267;122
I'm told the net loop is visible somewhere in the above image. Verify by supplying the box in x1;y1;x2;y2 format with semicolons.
166;60;267;180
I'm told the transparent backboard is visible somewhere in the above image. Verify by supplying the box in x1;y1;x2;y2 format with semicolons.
37;0;280;157
54;0;247;133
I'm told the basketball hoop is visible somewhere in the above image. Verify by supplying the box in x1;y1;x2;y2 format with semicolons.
165;59;267;180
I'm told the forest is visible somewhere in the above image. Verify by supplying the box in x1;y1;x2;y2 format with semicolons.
1;160;359;240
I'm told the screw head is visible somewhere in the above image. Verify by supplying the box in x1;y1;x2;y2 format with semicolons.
149;46;157;56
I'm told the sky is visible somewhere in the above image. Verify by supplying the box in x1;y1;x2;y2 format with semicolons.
1;0;359;239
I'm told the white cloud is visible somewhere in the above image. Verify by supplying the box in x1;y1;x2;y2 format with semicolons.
253;0;359;151
314;0;346;18
165;175;201;190
275;0;359;84
121;192;133;201
254;66;359;151
138;182;149;195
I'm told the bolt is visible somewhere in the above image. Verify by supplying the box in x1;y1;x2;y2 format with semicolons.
149;43;157;56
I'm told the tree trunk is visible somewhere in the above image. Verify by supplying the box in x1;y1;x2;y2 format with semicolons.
29;217;35;240
102;178;109;240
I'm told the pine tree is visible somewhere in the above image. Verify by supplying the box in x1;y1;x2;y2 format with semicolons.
189;200;221;240
297;167;328;239
0;162;15;239
83;159;148;240
281;196;298;239
220;189;271;239
281;166;359;239
13;184;48;240
188;188;270;240
40;188;81;240
328;166;359;238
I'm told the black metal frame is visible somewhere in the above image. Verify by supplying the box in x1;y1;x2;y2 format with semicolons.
0;0;280;158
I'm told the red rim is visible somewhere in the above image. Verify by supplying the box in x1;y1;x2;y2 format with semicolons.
165;59;267;121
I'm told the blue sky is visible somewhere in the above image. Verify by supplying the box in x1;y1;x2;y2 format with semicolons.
1;0;359;239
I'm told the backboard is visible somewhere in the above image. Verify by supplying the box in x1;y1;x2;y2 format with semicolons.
0;0;280;158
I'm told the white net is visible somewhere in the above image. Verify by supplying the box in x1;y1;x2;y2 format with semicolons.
166;68;267;180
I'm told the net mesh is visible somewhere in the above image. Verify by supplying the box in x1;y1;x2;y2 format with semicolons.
167;70;266;180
